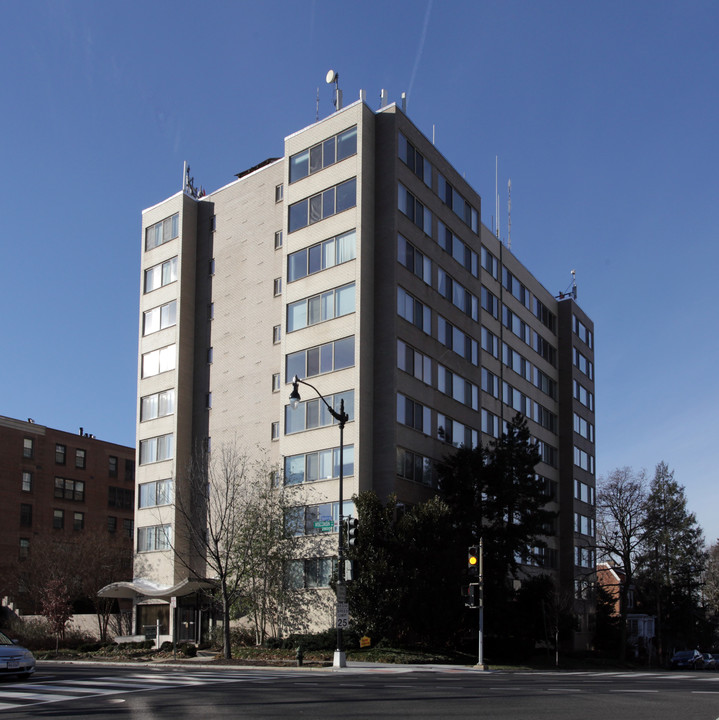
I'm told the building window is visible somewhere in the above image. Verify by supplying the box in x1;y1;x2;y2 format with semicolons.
272;373;281;392
397;339;432;384
139;434;174;465
285;336;355;383
273;325;281;344
575;512;595;537
23;438;33;459
73;512;85;531
55;444;66;465
53;509;64;529
284;500;356;537
289;126;357;183
275;183;283;202
437;220;478;277
287;229;356;283
271;422;280;440
138;479;173;509
480;409;500;439
573;380;594;410
284;445;354;485
396;447;436;487
438;268;477;320
125;458;135;483
573;347;594;379
55;477;85;502
21;471;32;492
20;503;32;527
143;300;177;336
437;315;478;366
481;246;498;278
75;448;86;469
141;389;175;421
137;524;172;552
397;287;431;334
141;344;176;378
398;234;432;284
288;178;357;233
19;538;30;559
286;558;337;589
108;516;117;533
145;213;179;251
123;518;134;538
273;278;282;296
398;183;433;236
206;392;212;409
575;479;596;505
437;173;479;232
574;413;594;442
144;256;178;293
108;486;133;510
284;390;354;435
287;283;355;332
207;347;213;364
397;394;431;434
274;230;283;249
574;446;595;474
398;132;433;187
109;456;118;477
573;315;593;349
208;303;214;320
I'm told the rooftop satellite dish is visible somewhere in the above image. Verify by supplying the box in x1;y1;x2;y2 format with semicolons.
326;69;337;84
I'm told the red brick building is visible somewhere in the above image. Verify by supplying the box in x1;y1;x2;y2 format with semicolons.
0;415;135;613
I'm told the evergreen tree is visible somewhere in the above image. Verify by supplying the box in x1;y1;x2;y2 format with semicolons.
636;462;706;659
438;413;555;648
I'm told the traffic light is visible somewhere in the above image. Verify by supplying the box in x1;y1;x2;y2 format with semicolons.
468;546;479;577
346;517;359;547
464;583;480;608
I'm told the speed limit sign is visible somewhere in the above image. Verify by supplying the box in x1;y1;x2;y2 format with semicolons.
336;602;349;628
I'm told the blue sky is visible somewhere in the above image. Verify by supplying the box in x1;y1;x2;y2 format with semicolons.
2;1;718;541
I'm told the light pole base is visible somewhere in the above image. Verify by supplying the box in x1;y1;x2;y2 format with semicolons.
333;650;347;668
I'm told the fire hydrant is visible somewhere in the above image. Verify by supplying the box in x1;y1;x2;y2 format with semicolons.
296;645;304;667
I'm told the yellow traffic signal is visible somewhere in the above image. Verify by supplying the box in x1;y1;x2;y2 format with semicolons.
468;545;479;575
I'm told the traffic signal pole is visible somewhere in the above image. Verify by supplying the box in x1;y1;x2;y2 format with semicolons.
477;537;485;669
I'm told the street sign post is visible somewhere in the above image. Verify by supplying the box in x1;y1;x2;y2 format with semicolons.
336;602;349;628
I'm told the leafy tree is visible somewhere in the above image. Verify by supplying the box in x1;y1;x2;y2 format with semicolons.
9;525;132;641
439;413;554;630
596;467;648;660
344;492;406;642
345;492;460;647
175;444;297;658
40;579;72;654
636;462;706;659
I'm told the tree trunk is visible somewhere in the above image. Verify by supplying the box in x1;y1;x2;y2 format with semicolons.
222;581;232;659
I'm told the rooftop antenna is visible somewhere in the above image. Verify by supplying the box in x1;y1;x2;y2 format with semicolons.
316;87;320;122
507;179;512;250
556;269;578;300
326;69;342;111
495;156;500;241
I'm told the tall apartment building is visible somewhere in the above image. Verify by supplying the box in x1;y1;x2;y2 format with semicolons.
0;415;135;613
113;93;596;649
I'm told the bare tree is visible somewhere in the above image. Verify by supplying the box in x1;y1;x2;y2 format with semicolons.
175;444;298;658
596;467;648;660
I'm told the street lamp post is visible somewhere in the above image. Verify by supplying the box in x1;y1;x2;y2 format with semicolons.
289;375;349;668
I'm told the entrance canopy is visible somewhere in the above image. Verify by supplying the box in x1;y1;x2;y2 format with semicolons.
98;577;216;601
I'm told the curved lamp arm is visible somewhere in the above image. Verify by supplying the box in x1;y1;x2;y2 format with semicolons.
289;375;348;428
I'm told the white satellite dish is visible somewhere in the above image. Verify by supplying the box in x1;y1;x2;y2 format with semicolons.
326;69;337;84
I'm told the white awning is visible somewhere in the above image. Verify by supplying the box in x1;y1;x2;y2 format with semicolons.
98;577;216;600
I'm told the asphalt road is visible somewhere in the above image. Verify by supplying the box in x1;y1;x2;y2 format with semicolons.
1;662;719;719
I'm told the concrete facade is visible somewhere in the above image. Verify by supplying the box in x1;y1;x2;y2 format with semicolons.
127;96;596;648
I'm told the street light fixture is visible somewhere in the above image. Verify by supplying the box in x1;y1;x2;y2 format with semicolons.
289;375;349;668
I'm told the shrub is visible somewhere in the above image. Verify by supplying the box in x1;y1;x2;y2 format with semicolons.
179;643;197;657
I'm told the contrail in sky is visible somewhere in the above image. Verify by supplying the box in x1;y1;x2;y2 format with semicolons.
407;0;433;101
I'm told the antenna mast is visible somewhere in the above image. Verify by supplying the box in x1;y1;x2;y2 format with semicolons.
507;179;512;250
495;156;500;240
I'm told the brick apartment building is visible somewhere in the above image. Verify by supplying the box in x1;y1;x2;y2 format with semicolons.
0;415;135;613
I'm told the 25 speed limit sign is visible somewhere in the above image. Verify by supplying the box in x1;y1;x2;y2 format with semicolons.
336;602;349;628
